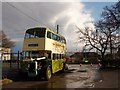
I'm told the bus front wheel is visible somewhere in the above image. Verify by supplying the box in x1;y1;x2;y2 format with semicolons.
44;67;52;80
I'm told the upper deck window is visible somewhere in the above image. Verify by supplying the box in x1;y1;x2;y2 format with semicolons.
61;37;66;44
25;28;46;38
47;31;52;39
47;31;66;44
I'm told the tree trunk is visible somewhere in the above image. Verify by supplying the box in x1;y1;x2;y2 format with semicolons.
109;34;113;56
101;52;106;68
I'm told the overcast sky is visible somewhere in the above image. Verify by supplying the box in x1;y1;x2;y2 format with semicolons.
1;1;116;52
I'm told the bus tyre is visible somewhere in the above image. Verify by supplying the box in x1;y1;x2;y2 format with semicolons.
44;67;51;80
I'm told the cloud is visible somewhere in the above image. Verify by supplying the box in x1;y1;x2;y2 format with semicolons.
49;2;95;51
12;38;24;42
2;2;94;52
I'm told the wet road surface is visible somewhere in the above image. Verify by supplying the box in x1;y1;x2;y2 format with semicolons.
2;64;119;89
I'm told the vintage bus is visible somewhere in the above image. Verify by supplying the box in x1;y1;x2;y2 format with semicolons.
20;27;68;80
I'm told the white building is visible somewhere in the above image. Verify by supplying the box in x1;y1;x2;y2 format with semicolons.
0;47;11;60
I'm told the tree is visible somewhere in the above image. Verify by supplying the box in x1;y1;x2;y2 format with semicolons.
76;1;120;67
101;1;120;55
76;26;109;67
0;31;14;48
101;1;120;29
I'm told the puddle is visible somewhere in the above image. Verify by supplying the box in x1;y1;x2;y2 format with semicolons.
2;64;106;88
65;69;77;73
83;82;95;88
77;69;87;72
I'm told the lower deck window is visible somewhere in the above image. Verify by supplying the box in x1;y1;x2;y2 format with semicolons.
53;54;65;60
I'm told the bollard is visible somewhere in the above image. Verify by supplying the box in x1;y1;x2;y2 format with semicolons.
18;51;20;70
90;63;93;66
80;64;82;67
98;63;101;67
10;53;12;69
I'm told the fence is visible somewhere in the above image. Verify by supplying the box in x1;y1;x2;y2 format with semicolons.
2;51;22;70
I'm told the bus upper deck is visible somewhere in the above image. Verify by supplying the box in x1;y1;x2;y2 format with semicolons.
22;27;67;60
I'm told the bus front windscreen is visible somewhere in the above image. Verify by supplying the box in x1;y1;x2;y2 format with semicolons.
25;28;46;38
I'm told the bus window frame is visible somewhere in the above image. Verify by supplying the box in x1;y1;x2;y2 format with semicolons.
47;31;52;39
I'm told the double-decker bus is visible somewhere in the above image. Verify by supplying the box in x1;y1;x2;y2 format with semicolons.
20;27;68;80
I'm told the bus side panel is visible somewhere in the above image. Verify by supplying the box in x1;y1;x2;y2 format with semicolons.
59;59;65;70
52;60;59;73
45;38;66;54
52;59;65;73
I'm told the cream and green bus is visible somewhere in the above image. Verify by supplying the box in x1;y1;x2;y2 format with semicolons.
20;27;68;80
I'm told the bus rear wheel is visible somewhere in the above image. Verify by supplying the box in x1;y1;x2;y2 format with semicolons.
44;67;52;80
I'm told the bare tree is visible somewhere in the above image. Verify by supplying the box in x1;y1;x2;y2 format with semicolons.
76;26;109;66
101;1;120;55
0;31;14;48
76;1;120;67
102;1;120;29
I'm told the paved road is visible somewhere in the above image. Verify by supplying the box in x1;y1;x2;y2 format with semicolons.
2;64;119;89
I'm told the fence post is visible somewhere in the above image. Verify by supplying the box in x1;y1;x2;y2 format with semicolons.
18;51;19;70
10;53;12;69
